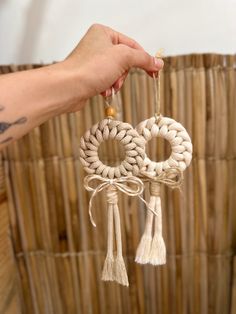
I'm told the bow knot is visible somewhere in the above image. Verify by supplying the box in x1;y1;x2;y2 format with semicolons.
140;167;183;190
84;174;145;227
107;185;118;205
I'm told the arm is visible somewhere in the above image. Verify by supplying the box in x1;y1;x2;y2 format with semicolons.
0;24;163;150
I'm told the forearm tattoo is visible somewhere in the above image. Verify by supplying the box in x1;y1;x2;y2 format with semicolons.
0;117;27;134
0;106;27;145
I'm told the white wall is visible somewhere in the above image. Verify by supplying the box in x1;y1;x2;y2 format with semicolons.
0;0;235;64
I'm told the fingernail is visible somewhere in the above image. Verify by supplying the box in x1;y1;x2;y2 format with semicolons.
118;80;123;90
154;57;164;68
105;88;111;97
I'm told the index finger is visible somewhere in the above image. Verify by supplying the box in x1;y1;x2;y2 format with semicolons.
104;26;145;51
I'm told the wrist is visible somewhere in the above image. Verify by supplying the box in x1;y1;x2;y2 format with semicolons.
43;61;86;116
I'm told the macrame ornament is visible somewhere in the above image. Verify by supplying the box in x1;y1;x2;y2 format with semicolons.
135;58;193;266
80;91;146;286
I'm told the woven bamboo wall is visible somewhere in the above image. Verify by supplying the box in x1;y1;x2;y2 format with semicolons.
0;54;235;314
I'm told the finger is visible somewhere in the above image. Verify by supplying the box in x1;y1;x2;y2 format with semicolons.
112;71;129;92
100;70;128;97
101;76;127;96
116;32;144;51
146;69;161;78
115;44;164;73
105;26;145;51
100;88;112;97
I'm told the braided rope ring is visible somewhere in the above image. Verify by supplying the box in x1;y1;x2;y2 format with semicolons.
80;118;146;179
136;116;192;176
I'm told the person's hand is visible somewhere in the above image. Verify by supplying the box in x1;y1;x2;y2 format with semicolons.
60;24;164;110
0;24;164;149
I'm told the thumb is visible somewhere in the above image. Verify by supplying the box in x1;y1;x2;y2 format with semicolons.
115;44;164;73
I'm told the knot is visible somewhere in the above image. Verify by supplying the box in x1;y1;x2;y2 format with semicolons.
150;181;160;197
140;167;183;190
84;174;145;227
107;185;118;205
154;113;163;124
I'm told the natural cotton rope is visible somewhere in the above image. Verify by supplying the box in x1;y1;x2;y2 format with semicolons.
84;174;148;227
84;174;147;286
136;115;192;176
140;167;184;188
80;118;145;179
135;167;183;265
134;59;193;265
152;71;161;119
135;115;192;264
80;114;147;286
79;59;193;285
153;50;163;121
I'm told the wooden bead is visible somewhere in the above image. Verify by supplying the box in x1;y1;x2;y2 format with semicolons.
105;106;116;118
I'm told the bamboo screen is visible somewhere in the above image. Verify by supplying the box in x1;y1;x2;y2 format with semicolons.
0;54;235;314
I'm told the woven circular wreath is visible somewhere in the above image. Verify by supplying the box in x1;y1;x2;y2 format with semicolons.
80;118;146;179
136;116;192;175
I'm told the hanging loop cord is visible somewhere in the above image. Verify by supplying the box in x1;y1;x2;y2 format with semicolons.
153;71;161;121
104;87;117;120
153;50;163;122
104;87;115;108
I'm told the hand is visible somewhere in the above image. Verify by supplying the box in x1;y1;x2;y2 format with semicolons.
61;24;164;109
0;24;164;149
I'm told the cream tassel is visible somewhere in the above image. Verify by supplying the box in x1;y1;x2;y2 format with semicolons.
113;203;129;286
135;197;155;264
149;194;166;265
135;181;166;265
101;201;114;281
84;174;149;285
101;185;129;286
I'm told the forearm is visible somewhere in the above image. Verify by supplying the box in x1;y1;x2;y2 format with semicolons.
0;62;83;150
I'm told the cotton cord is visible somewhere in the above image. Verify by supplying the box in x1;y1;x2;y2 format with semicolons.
84;174;149;286
135;167;183;265
136;115;193;175
152;71;161;120
79;54;193;284
135;52;192;265
80;118;145;179
101;185;115;281
153;50;163;121
83;173;167;285
104;87;116;108
140;167;183;188
83;174;159;227
80;100;147;286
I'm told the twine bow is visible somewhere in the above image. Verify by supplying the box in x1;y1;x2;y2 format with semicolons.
140;167;183;189
135;167;183;265
84;174;158;227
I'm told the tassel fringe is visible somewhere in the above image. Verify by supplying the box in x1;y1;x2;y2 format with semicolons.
135;182;167;266
135;234;152;264
101;255;114;281
102;186;129;286
135;197;155;263
114;256;129;286
149;234;166;265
